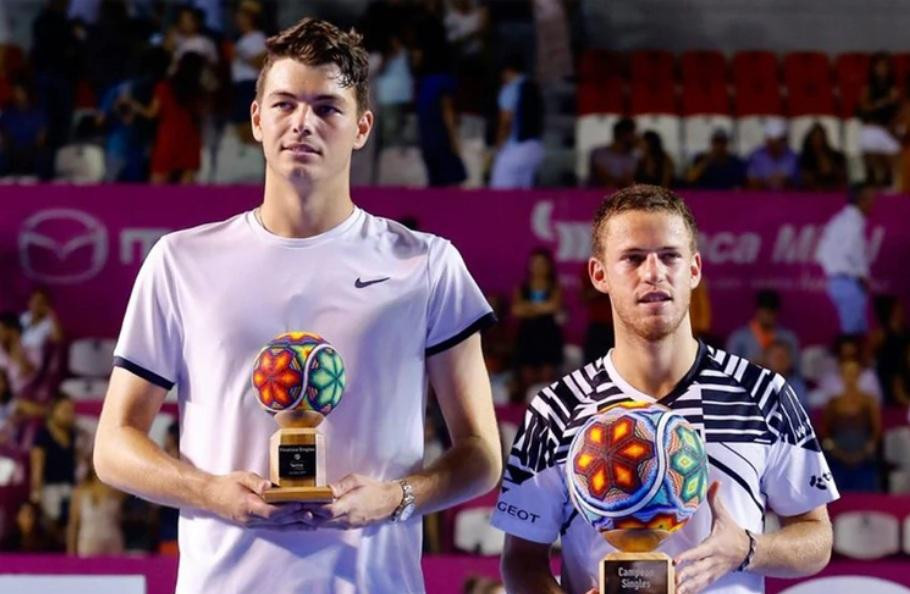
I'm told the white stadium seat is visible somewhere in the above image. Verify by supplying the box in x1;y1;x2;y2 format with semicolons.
68;338;117;377
788;115;842;152
682;115;734;162
575;113;619;184
833;511;900;559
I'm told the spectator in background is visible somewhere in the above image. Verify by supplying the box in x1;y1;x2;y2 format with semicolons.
814;334;883;407
230;1;267;144
98;46;169;182
815;184;875;335
0;370;17;445
511;248;563;399
820;360;881;492
0;80;49;177
726;289;800;366
588;117;637;188
890;342;910;407
871;296;910;405
747;119;798;189
0;313;40;399
131;51;209;184
0;500;58;552
373;27;414;154
634;130;674;187
490;56;545;189
799;123;847;191
858;52;900;187
20;289;63;359
67;460;125;556
685;128;745;189
765;339;810;411
30;395;77;527
166;4;218;65
412;28;466;186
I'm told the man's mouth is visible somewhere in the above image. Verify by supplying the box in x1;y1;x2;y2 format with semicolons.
638;291;671;304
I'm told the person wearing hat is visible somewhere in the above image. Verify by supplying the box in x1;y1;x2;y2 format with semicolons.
685;127;745;189
746;118;798;190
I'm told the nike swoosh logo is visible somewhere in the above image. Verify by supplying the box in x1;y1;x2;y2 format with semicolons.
355;276;390;288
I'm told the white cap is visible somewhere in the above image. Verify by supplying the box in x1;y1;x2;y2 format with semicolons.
763;118;787;139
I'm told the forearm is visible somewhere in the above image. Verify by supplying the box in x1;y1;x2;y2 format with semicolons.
94;425;215;511
502;555;563;593
407;434;501;515
751;519;832;577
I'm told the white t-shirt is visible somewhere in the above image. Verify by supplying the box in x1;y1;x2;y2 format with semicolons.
114;207;493;593
815;204;869;279
20;312;54;353
231;30;267;82
491;343;839;594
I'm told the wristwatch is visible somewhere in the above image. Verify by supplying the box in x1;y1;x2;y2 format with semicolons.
390;479;416;523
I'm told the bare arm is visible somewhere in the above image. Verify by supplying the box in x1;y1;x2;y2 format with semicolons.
319;333;502;526
66;486;81;555
94;368;305;526
29;446;45;501
441;94;461;156
501;534;563;593
496;110;513;149
749;506;833;578
676;483;833;594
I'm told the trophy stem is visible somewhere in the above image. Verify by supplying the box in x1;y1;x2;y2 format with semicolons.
275;409;325;429
602;529;671;553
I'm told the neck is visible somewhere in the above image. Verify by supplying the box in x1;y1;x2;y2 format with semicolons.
259;170;354;238
610;317;700;399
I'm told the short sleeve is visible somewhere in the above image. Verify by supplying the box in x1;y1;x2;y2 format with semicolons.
425;240;494;356
490;464;567;544
112;238;182;390
761;382;839;516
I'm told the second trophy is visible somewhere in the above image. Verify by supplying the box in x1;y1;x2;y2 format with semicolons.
566;401;709;594
251;331;346;503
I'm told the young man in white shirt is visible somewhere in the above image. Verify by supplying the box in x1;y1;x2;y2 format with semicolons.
493;185;836;594
94;18;501;593
815;184;875;335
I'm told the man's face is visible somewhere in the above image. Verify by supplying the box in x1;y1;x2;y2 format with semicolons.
589;211;701;341
251;58;372;186
755;306;777;328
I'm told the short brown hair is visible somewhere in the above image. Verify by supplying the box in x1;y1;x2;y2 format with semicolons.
591;184;699;256
255;18;370;112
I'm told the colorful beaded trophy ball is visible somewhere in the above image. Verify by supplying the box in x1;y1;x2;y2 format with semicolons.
250;331;346;503
251;331;346;414
566;401;709;594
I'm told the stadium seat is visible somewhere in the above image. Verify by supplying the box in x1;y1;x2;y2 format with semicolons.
68;338;117;377
681;50;729;116
800;345;835;385
884;426;910;469
836;53;870;119
832;511;900;559
577;50;626;117
892;52;910;94
453;506;504;555
149;413;177;448
59;377;109;401
376;146;428;187
54;144;105;183
629;50;676;88
785;52;836;117
889;470;910;494
575;113;620;184
212;128;265;184
732;51;783;117
904;514;910;554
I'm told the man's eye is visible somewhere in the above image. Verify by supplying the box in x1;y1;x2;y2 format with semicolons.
273;101;293;110
315;105;340;117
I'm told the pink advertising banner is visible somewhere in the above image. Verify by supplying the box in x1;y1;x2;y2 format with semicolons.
1;185;908;346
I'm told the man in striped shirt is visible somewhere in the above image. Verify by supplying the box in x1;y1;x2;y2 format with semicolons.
493;185;837;594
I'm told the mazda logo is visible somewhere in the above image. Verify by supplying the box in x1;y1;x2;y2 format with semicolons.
18;209;109;284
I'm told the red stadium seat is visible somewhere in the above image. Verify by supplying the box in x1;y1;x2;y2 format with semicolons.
892;52;910;95
576;50;626;115
732;51;783;116
836;52;870;118
681;50;729;116
784;52;836;116
630;77;677;115
630;50;676;86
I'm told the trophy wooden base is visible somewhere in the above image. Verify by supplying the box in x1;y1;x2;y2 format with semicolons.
600;551;674;594
263;486;334;503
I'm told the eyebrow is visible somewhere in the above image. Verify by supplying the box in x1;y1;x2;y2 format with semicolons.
619;246;683;254
267;90;346;104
